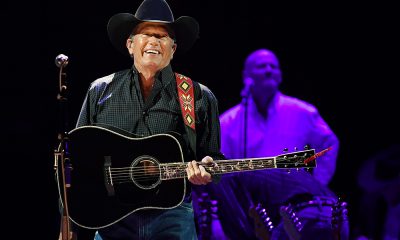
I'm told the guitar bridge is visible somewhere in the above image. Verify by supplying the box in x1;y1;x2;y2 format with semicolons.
104;156;115;196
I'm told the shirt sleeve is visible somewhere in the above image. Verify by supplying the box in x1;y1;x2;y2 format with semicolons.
308;109;339;186
75;83;101;127
76;91;91;127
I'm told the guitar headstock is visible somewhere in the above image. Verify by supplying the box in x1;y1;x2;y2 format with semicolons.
275;149;316;169
332;199;349;233
196;192;218;240
280;205;302;240
249;203;274;240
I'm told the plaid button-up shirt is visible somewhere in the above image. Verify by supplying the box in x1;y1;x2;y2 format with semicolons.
76;64;224;162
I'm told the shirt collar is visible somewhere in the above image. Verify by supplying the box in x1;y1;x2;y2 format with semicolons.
131;64;175;87
248;91;281;118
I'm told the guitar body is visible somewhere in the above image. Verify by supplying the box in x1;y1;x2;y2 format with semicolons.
57;126;187;229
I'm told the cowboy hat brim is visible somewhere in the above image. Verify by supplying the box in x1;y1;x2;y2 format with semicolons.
107;13;199;56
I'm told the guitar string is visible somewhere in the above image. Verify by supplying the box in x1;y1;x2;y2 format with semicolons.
108;159;276;175
103;153;318;183
107;159;309;180
106;159;312;183
108;160;277;182
107;157;308;174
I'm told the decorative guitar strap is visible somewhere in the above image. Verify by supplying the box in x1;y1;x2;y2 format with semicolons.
175;73;221;183
175;73;197;157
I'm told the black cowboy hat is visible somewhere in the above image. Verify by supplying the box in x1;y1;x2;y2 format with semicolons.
107;0;199;56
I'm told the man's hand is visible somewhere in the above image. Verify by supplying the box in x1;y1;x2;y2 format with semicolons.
187;156;213;185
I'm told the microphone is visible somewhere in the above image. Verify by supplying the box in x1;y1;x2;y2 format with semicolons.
55;54;69;67
241;78;253;99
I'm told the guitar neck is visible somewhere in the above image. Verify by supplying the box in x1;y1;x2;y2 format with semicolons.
159;148;320;180
160;157;276;180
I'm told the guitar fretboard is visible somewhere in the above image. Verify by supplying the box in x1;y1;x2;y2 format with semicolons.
160;158;275;180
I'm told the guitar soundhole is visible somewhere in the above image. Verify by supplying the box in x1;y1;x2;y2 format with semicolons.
131;155;161;190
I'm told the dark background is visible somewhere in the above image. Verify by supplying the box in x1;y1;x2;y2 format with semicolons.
4;0;399;239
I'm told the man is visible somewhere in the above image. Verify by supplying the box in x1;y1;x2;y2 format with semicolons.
204;49;344;239
68;0;224;239
221;48;338;186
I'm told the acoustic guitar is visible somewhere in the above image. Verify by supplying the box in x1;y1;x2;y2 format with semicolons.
56;125;320;229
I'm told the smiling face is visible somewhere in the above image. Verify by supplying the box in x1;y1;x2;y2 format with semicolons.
243;49;282;98
126;22;177;73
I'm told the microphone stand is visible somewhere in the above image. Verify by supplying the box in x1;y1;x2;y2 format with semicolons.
241;91;250;159
53;54;75;240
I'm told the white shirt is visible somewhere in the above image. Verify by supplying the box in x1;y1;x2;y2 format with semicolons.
220;91;339;186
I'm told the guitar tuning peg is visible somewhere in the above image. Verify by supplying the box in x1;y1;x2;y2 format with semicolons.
294;147;298;151
304;144;310;150
283;148;288;153
211;206;218;213
203;192;209;197
256;203;262;210
296;222;303;231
